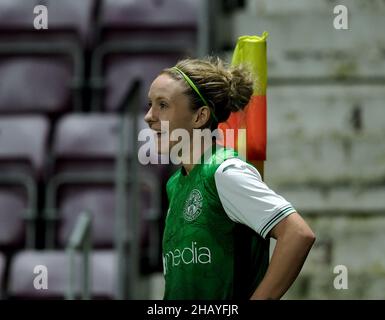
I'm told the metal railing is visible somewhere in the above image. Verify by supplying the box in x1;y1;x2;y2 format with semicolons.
66;210;92;300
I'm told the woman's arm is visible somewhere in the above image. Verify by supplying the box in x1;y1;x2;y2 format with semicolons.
250;212;316;300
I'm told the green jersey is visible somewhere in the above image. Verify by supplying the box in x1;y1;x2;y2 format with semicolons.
163;145;295;300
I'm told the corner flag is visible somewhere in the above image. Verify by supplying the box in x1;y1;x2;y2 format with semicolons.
218;32;268;179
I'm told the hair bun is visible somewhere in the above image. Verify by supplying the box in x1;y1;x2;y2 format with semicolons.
164;57;254;127
226;65;253;113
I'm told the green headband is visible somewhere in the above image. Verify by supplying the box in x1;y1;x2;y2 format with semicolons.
172;66;218;123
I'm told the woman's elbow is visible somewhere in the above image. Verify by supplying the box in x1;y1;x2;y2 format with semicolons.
295;223;316;248
302;229;316;247
289;217;316;247
272;213;316;247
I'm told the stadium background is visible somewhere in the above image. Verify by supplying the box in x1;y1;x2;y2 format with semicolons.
0;0;384;300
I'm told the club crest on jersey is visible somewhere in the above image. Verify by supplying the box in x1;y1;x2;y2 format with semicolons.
183;189;203;222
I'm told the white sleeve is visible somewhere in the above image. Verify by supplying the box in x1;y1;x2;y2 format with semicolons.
214;158;296;239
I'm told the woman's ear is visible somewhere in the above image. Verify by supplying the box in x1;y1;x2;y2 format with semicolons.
193;106;211;128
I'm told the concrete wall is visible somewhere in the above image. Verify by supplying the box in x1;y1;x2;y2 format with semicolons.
233;0;385;299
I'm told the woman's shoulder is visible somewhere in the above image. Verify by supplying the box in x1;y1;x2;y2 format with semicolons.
214;157;262;182
199;145;240;181
202;145;237;167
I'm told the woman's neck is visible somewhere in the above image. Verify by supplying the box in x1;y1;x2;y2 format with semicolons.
182;139;214;175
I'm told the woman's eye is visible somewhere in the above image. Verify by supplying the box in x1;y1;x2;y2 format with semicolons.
160;102;168;109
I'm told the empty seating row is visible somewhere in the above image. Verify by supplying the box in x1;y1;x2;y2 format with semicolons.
0;0;198;114
0;0;197;47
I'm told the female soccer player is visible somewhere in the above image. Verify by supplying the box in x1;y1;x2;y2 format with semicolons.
144;58;316;300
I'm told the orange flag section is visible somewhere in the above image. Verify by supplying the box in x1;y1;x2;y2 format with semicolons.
220;95;267;160
218;33;268;178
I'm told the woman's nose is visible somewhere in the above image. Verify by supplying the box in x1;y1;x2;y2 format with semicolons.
144;107;155;124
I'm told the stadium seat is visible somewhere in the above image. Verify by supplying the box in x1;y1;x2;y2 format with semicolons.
0;0;96;45
101;53;188;113
8;250;116;300
0;58;76;114
99;0;198;44
0;115;49;179
0;0;97;114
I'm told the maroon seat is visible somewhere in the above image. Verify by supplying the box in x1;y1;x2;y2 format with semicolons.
0;0;96;114
0;0;96;46
53;113;151;172
91;0;198;112
0;115;49;179
8;250;116;300
100;0;198;44
103;53;186;112
0;58;75;114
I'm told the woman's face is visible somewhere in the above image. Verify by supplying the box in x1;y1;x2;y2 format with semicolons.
145;73;195;155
